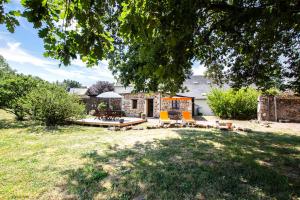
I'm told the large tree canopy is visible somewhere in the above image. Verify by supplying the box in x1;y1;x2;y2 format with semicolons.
1;0;299;93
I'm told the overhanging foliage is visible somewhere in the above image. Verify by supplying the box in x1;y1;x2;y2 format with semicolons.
1;0;299;93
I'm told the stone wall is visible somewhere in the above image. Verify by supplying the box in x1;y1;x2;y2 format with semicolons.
258;95;300;122
121;93;193;118
121;93;161;117
80;94;194;117
161;99;193;113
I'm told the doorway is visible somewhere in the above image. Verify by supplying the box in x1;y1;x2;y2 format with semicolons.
147;99;154;117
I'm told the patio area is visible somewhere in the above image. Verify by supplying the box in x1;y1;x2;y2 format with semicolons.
73;117;147;127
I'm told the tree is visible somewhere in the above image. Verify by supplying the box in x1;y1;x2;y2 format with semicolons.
87;81;114;96
111;0;300;93
0;55;15;77
0;73;44;120
20;84;85;126
57;79;83;91
1;0;300;93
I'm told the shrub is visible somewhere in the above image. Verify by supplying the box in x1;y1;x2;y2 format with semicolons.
0;74;44;120
21;84;85;126
264;87;281;96
207;87;260;119
98;102;107;111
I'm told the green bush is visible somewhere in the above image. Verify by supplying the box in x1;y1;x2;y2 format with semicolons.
0;74;44;120
207;87;260;119
97;102;107;111
21;84;85;126
264;87;281;96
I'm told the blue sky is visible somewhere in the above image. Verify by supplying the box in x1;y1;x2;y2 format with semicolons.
0;1;205;87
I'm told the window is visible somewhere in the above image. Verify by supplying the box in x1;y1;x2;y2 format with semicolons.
132;99;138;109
172;100;180;109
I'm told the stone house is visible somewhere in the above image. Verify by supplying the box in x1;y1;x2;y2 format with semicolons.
115;89;194;118
70;75;226;117
115;75;226;116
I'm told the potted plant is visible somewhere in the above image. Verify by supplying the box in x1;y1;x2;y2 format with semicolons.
226;122;233;129
141;113;146;119
98;102;107;111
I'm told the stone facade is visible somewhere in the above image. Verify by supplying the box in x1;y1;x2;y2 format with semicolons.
122;93;161;117
258;95;300;122
161;99;193;113
79;92;194;118
121;93;193;118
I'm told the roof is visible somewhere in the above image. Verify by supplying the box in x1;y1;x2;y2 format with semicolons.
114;75;228;99
114;85;134;94
69;88;88;96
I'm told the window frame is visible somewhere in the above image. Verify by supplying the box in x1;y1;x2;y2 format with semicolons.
171;100;180;110
131;99;138;109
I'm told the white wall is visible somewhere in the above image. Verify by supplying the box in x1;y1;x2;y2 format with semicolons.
194;99;214;116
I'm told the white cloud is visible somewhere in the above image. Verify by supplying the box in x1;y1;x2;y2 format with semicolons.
44;67;85;79
1;40;204;84
71;57;87;67
0;32;209;85
193;64;206;75
100;60;109;66
0;42;58;67
70;57;113;79
0;39;114;85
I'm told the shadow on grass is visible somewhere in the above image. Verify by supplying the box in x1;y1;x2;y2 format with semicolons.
0;118;36;129
0;118;86;135
26;124;87;135
60;129;300;199
60;162;108;200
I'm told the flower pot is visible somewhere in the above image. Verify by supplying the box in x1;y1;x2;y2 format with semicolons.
226;122;233;129
141;114;146;119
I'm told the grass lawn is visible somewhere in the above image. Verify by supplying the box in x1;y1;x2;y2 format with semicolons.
0;110;299;200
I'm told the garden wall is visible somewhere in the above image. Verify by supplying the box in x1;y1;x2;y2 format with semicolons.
257;95;300;122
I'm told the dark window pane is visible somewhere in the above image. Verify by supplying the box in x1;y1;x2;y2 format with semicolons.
132;99;137;109
172;100;180;109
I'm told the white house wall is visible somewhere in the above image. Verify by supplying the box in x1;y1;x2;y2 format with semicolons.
194;99;214;116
